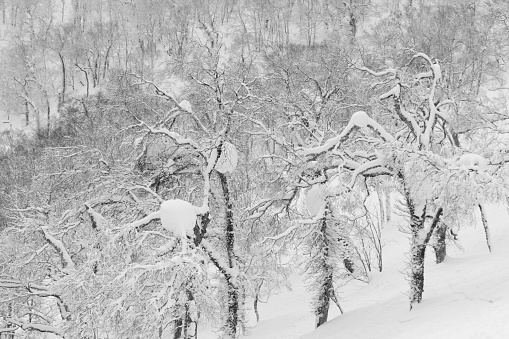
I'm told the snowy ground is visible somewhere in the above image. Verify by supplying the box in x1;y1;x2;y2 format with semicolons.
202;204;509;339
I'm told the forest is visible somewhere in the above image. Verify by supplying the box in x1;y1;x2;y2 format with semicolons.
1;0;509;338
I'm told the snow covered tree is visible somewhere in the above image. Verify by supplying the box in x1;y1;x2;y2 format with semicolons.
241;44;375;326
248;47;508;311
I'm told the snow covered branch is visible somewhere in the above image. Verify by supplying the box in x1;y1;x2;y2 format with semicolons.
357;66;397;77
5;317;62;337
301;111;395;156
201;240;239;285
41;227;75;271
262;207;326;243
130;75;211;136
124;210;161;232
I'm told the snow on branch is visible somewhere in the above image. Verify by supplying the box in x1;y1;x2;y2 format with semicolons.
345;159;389;189
41;227;75;271
379;83;400;100
5;317;62;337
139;121;201;150
301;111;394;156
195;142;220;215
261;207;327;243
130;75;211;136
201;240;239;285
124;210;161;233
85;203;106;230
357;66;397;77
410;52;433;66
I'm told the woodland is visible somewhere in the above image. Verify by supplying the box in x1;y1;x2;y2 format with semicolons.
1;0;509;338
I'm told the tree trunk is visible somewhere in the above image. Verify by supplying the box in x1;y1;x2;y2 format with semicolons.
254;279;263;322
218;172;238;338
401;173;427;309
385;189;391;222
409;240;426;308
173;290;197;339
433;223;447;264
315;272;332;328
479;204;491;252
24;99;29;126
173;318;183;339
254;294;260;323
315;212;334;328
376;184;385;225
58;52;66;104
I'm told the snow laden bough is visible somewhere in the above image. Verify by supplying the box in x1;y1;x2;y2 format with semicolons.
125;199;201;252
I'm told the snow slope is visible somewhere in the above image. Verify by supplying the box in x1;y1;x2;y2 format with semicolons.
302;204;509;339
204;204;509;339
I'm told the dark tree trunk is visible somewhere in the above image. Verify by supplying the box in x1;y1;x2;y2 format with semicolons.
173;290;197;339
401;173;428;309
409;241;426;307
433;223;447;264
24;99;29;126
479;204;491;252
343;258;355;274
218;172;238;338
315;272;333;328
58;52;66;104
254;279;263;322
254;294;260;323
173;318;183;339
315;213;334;328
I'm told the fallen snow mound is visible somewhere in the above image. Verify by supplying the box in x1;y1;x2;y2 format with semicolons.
160;199;197;237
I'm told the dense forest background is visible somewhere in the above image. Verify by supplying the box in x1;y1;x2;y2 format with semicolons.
1;0;509;338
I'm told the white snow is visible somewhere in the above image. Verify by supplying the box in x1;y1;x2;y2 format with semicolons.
160;199;197;237
134;136;144;147
200;204;509;339
431;62;442;82
455;153;489;171
305;184;327;216
215;142;238;174
349;111;370;128
379;84;401;100
179;100;193;112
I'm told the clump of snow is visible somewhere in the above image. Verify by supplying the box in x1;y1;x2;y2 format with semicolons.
349;111;370;128
215;142;238;174
305;184;327;216
179;100;193;112
455;154;488;171
160;199;197;237
134;136;144;147
431;61;442;81
379;84;400;100
164;158;176;174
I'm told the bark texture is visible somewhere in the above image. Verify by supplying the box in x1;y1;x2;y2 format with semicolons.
433;223;447;264
218;172;239;338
